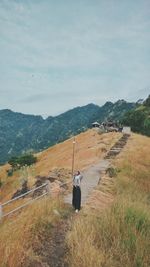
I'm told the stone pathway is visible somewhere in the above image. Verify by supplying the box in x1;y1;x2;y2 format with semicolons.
104;133;130;159
64;134;130;206
64;159;110;206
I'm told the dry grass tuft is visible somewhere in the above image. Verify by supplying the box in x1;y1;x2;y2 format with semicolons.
67;216;105;267
0;197;67;267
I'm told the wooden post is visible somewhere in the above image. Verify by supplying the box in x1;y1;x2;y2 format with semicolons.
72;137;76;178
0;203;2;220
46;180;51;195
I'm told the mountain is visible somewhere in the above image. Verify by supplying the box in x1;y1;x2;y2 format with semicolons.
122;95;150;136
0;100;136;164
91;99;136;123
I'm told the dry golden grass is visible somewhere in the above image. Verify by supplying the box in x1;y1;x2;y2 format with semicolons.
0;130;121;266
67;133;150;267
67;216;105;267
36;129;121;175
1;131;149;266
0;197;67;267
0;130;121;203
115;133;150;195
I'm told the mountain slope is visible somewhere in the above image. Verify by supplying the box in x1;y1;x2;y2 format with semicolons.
0;109;44;163
0;129;121;202
0;130;150;267
0;100;136;164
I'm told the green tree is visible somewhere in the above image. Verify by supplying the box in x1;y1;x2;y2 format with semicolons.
8;154;37;169
122;95;150;136
19;154;37;167
144;95;150;107
143;117;150;136
122;110;146;133
8;157;19;168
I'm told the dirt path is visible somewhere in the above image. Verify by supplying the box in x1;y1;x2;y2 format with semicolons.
40;219;69;267
26;218;70;267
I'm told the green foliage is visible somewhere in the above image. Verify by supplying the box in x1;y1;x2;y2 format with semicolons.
0;179;2;188
8;157;18;169
122;96;150;136
106;167;118;177
124;207;150;234
144;95;150;107
91;99;136;124
144;117;150;136
18;154;37;166
8;154;37;169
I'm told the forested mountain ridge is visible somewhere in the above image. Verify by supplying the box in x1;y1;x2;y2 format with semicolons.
0;100;136;164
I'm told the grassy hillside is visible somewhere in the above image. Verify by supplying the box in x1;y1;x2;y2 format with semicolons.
0;130;121;203
0;100;136;164
67;134;150;267
0;130;149;267
0;130;121;266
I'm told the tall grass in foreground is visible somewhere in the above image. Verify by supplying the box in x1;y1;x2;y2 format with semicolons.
67;134;150;267
0;197;67;267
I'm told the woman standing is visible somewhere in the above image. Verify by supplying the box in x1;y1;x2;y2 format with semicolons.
72;171;83;213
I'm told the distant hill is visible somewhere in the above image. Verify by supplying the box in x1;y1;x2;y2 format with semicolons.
91;99;136;123
122;95;150;136
0;100;136;164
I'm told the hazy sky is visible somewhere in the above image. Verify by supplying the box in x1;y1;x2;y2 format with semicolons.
0;0;150;117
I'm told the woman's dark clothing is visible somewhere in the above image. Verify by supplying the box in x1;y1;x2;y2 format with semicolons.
72;185;81;210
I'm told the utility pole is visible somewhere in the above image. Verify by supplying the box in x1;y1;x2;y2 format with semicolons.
0;203;2;220
71;136;76;178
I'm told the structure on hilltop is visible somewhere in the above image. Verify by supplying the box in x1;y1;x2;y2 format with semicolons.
92;121;131;134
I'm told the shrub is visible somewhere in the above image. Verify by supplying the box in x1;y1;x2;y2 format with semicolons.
8;154;37;169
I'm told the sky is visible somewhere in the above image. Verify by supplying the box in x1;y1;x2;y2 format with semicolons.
0;0;150;117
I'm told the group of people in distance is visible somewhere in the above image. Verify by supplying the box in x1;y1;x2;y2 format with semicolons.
72;170;83;213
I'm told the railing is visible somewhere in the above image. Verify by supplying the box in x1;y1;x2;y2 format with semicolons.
0;182;48;219
0;180;72;220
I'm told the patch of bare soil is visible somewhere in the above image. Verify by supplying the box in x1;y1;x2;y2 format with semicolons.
24;215;71;267
39;220;69;267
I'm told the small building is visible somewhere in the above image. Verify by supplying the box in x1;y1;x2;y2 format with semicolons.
92;122;100;128
102;121;119;132
99;124;106;133
122;126;131;134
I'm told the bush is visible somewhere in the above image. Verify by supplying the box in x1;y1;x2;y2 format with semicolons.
122;95;150;137
106;167;118;177
18;154;37;166
144;95;150;107
8;156;18;169
8;154;37;169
